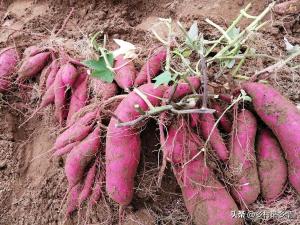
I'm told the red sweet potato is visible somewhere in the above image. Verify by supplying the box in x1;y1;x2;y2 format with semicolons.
114;55;136;91
52;141;79;157
54;68;67;124
242;82;300;194
90;77;118;100
211;101;232;133
53;124;93;151
46;60;59;89
134;47;167;86
163;76;201;100
65;126;101;188
78;162;97;205
23;46;41;57
17;52;50;81
106;83;165;206
0;47;19;92
165;123;241;225
67;184;81;215
257;128;287;201
67;72;88;125
229;110;260;207
89;175;103;207
60;62;78;87
199;113;229;161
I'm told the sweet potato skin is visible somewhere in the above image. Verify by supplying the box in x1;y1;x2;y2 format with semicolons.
114;55;136;90
18;52;50;81
46;60;59;89
134;47;167;86
53;69;67;124
65;126;100;188
60;63;78;87
0;48;19;92
67;72;88;125
211;101;232;133
242;82;300;194
166;123;241;225
90;77;118;100
257;128;287;201
229;110;260;207
199;113;229;161
105;84;165;206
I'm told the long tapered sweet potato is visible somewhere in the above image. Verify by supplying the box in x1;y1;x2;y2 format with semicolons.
114;55;136;91
229;110;260;207
46;60;59;89
65;126;101;188
199;113;229;161
17;52;50;81
0;47;19;92
54;68;67;124
106;83;165;206
67;72;88;125
78;162;97;205
242;82;300;194
257;128;287;201
165;123;241;225
134;47;167;86
211;101;232;133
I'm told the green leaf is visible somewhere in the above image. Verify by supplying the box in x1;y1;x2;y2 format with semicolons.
82;53;114;71
224;59;235;68
240;89;252;102
153;71;172;87
91;69;114;83
187;21;198;42
83;52;115;83
182;49;192;57
227;26;240;40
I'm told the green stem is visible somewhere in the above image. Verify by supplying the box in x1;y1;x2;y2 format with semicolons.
205;3;252;56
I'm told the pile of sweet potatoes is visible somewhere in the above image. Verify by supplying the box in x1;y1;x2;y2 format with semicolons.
1;42;299;225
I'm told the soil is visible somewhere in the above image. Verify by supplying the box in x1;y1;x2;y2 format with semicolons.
0;0;299;225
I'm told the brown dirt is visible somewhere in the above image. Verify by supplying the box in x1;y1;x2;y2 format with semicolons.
0;0;299;225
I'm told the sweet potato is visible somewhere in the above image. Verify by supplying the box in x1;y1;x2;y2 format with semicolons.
46;60;59;89
229;110;260;207
0;47;19;92
134;47;167;86
23;46;41;57
242;82;300;194
78;162;97;205
60;62;78;87
257;128;287;201
89;175;103;207
67;72;88;125
53;124;93;151
211;101;232;133
65;126;101;188
106;83;165;206
165;123;241;225
114;55;136;91
38;64;51;90
54;69;67;124
90;77;118;100
199;113;229;161
39;84;55;108
67;184;81;215
17;52;50;81
52;141;79;157
163;76;201;100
